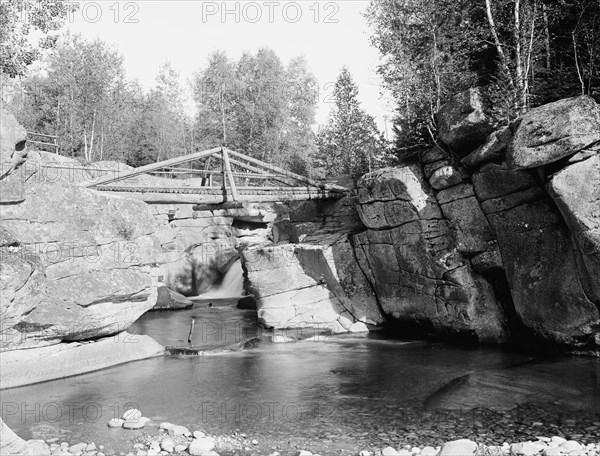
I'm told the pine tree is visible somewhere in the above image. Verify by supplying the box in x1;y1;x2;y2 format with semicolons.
314;67;387;179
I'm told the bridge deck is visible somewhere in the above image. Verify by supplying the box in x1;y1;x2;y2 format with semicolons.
85;147;349;204
99;185;341;204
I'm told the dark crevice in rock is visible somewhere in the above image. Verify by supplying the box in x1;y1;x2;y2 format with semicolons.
349;236;386;319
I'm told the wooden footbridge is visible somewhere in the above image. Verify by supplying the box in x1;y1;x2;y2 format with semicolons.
85;147;348;204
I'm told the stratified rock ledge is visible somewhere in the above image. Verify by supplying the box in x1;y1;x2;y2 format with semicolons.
0;333;164;390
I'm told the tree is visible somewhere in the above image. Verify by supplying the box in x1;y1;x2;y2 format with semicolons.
366;0;599;156
0;0;76;77
313;67;388;179
192;51;238;150
147;62;190;162
365;0;485;151
191;48;318;172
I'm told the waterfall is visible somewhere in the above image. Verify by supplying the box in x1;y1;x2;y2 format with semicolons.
196;259;244;299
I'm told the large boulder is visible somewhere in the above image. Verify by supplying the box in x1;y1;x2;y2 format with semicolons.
436;88;497;153
0;179;160;350
473;161;600;347
1;417;32;455
547;155;600;304
507;96;600;169
0;107;28;203
242;234;383;333
355;167;508;342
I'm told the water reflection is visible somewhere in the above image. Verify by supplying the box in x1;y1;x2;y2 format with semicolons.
2;308;599;452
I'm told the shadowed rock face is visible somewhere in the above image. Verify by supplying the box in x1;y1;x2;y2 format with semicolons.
473;163;599;346
242;197;384;334
547;155;600;306
152;204;278;298
0;107;28;203
435;87;497;153
352;91;600;350
354;166;508;343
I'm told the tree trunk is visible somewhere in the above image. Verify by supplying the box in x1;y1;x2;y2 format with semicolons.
485;0;515;91
220;88;227;146
514;0;526;113
89;109;97;162
523;0;538;111
573;32;586;95
543;2;551;70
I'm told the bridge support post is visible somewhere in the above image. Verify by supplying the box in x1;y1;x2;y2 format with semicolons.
221;147;239;201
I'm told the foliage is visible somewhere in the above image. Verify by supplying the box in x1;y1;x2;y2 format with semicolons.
365;0;485;150
191;49;318;172
313;67;389;179
366;0;600;155
0;0;76;77
8;33;193;165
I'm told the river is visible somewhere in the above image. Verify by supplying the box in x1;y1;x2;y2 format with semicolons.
1;303;599;455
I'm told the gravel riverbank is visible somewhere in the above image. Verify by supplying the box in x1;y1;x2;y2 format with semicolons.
18;403;600;456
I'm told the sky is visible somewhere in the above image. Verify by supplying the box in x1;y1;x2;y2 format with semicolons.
63;0;396;135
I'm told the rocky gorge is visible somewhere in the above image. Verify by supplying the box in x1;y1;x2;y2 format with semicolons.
1;90;599;455
242;91;600;353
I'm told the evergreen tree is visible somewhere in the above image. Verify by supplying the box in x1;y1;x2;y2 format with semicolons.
314;67;388;179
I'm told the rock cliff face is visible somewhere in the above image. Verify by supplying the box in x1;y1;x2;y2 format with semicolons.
355;92;600;349
151;202;277;299
0;107;160;353
354;166;508;342
241;197;385;334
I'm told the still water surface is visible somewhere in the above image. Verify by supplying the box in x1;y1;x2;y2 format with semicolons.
1;304;599;452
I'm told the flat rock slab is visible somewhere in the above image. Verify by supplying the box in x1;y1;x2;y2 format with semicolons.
0;333;164;389
507;95;600;169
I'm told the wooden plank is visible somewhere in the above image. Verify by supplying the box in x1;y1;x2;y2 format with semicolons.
225;148;347;192
210;153;292;187
27;132;58;139
98;191;224;205
28;140;58;148
95;185;326;194
98;190;336;204
193;201;248;211
221;148;239;201
84;147;222;188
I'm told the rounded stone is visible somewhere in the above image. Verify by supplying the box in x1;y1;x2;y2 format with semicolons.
188;437;216;456
160;439;175;453
429;166;463;190
122;420;145;430
169;425;190;436
560;441;583;453
439;439;478;456
122;409;142;421
382;448;399;456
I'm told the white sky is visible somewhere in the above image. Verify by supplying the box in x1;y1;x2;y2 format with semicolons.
63;0;396;135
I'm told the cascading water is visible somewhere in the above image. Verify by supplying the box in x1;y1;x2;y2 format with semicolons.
194;258;245;300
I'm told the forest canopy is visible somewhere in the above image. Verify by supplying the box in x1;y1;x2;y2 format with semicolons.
365;0;600;156
2;0;598;176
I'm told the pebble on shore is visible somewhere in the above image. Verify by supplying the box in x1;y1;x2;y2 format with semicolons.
31;406;600;456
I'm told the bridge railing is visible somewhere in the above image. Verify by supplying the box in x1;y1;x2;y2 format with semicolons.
84;147;349;203
27;132;59;155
